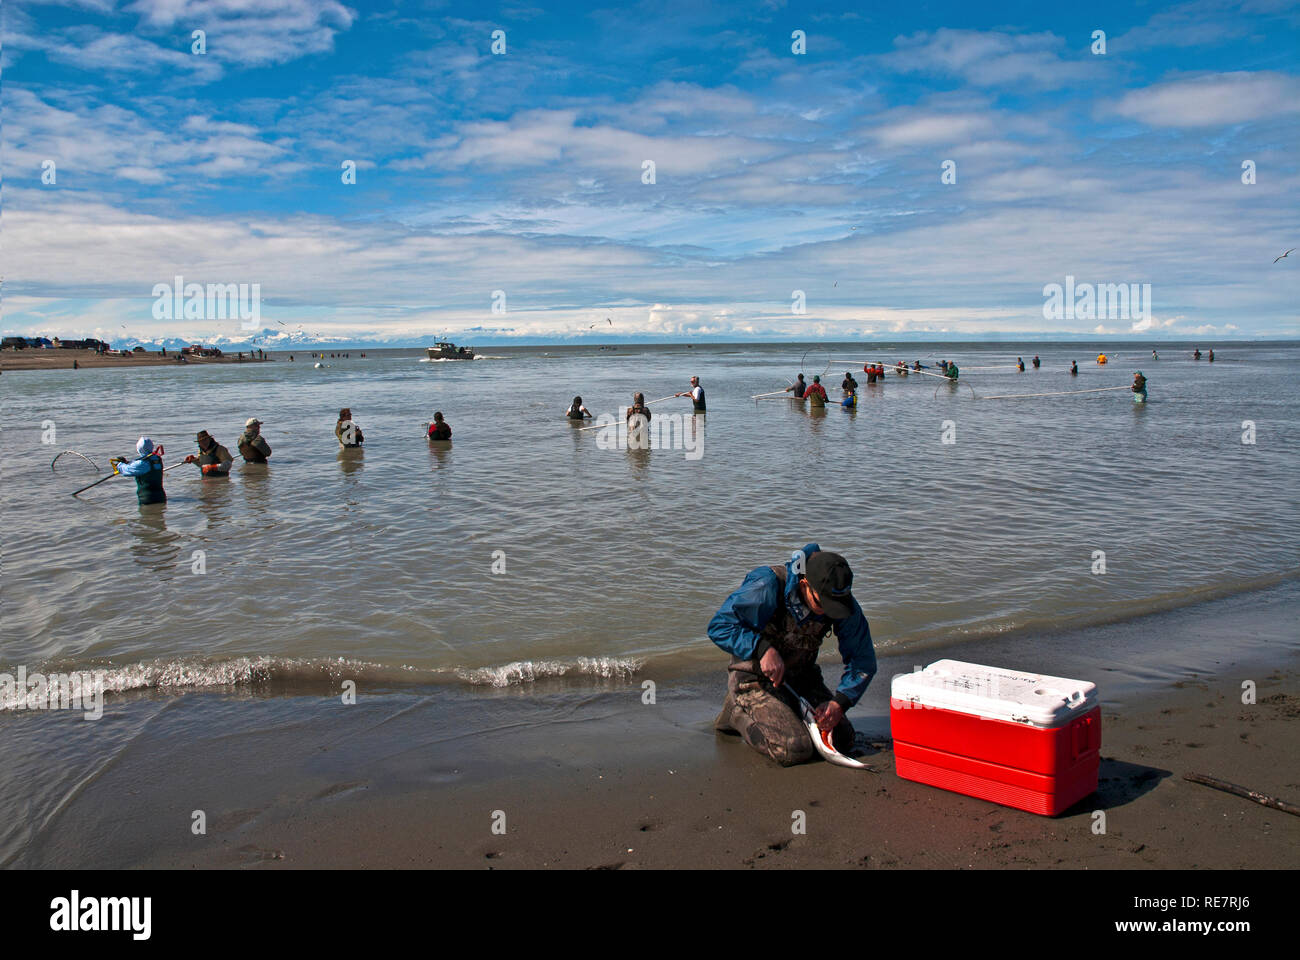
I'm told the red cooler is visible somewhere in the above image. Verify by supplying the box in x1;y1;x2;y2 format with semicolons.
890;660;1101;816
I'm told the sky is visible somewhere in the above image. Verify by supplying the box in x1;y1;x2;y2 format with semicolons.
3;0;1299;346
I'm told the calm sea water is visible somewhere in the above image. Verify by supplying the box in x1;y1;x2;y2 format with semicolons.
3;341;1298;695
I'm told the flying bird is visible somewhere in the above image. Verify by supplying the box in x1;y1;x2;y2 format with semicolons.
590;317;612;328
1274;248;1295;263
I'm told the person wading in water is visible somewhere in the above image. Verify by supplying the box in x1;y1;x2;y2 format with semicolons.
185;430;233;476
237;418;271;463
708;544;876;766
111;437;166;505
674;376;706;413
565;396;592;420
336;408;364;448
427;411;452;440
805;375;828;407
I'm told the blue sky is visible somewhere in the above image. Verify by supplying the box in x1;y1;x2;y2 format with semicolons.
5;0;1298;345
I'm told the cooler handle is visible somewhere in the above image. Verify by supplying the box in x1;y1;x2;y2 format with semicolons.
1071;714;1094;759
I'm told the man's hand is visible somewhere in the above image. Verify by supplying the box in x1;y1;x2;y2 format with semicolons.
814;700;843;733
759;647;785;687
184;455;197;464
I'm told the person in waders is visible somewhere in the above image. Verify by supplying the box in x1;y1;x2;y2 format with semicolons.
626;392;652;424
805;375;828;407
708;544;876;766
336;409;364;448
185;430;233;476
785;374;807;398
626;393;652;449
427;411;452;441
1070;360;1079;375
237;418;271;463
111;437;166;505
1132;371;1148;401
565;396;592;420
674;376;706;413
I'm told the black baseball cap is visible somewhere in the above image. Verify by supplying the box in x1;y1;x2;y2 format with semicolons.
805;551;854;619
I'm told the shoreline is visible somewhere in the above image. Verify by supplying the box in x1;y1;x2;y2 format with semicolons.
0;348;275;371
7;581;1297;869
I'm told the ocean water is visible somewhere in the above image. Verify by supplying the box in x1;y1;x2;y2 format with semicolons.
4;339;1300;866
3;341;1298;698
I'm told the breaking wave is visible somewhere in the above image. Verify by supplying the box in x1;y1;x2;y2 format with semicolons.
454;656;643;687
0;654;644;709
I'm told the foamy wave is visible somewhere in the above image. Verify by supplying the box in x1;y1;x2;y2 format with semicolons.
0;656;403;710
95;655;392;693
454;656;642;687
0;654;644;708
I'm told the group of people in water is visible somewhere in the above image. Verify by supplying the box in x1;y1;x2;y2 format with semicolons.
105;349;1195;507
564;376;708;424
110;418;273;505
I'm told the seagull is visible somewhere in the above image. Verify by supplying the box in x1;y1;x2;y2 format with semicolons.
590;317;612;328
1274;248;1295;263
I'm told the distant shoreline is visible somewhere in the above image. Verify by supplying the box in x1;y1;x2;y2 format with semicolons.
0;348;275;372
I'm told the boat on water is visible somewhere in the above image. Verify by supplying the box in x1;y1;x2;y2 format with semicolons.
426;340;475;360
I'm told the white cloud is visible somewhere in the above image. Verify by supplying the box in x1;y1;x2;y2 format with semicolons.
126;0;357;66
5;88;298;184
430;108;779;176
1109;71;1300;127
879;29;1097;89
871;113;996;148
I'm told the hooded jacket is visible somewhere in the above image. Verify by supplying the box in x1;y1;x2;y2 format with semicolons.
116;438;166;504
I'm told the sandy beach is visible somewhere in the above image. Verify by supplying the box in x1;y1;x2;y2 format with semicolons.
149;669;1300;871
0;348;273;371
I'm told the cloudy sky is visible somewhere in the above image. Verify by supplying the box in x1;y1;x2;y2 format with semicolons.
5;0;1298;344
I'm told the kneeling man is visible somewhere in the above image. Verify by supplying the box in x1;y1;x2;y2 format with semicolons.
708;543;876;766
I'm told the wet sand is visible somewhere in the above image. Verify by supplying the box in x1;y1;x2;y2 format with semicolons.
0;348;272;371
140;668;1298;870
11;582;1297;870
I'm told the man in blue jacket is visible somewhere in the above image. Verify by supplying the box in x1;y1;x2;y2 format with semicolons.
708;543;876;766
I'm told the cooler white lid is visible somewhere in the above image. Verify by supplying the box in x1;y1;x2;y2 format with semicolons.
891;659;1098;727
